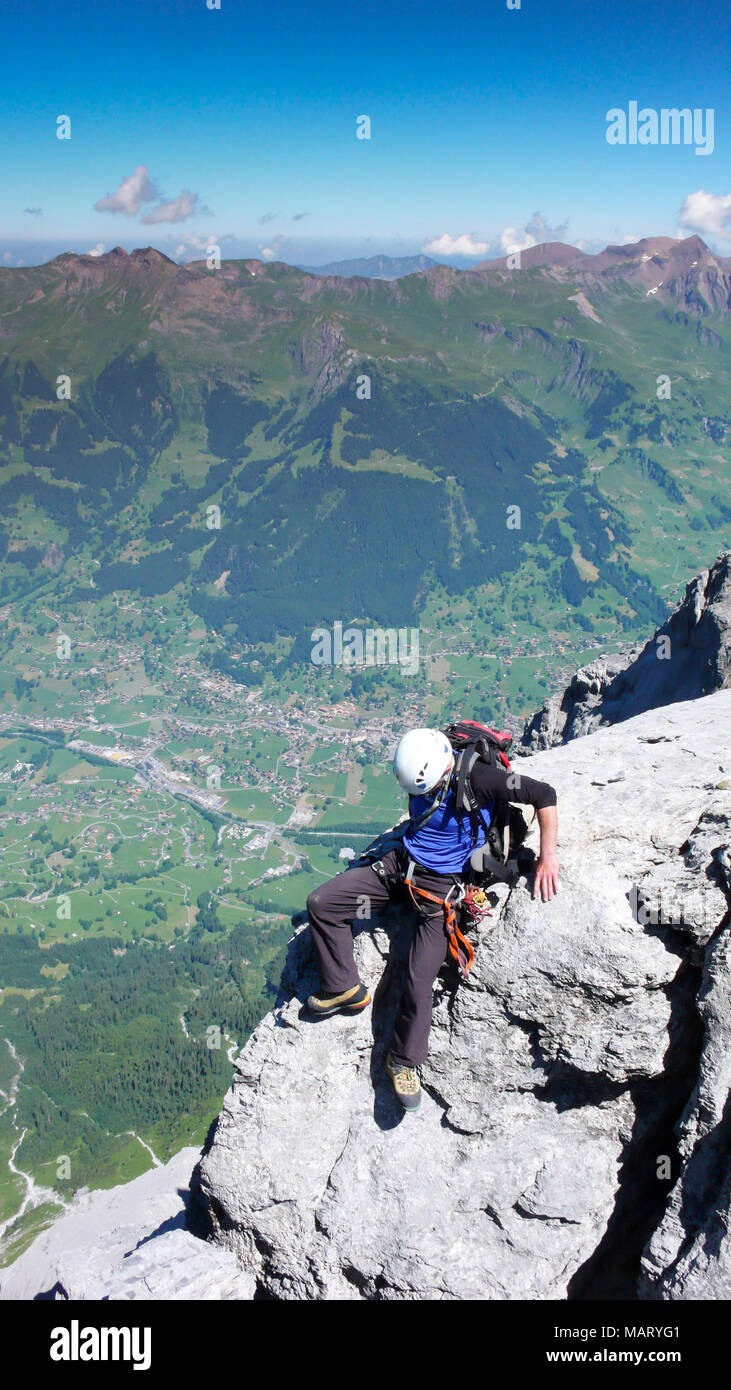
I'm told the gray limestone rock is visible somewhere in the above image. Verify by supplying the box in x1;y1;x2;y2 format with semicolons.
632;800;730;946
3;662;730;1302
188;690;731;1301
522;550;731;750
0;1147;254;1301
640;849;731;1300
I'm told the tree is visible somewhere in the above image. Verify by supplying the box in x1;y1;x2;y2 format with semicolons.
560;558;588;608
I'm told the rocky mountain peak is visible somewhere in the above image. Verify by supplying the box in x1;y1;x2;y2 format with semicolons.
128;246;177;267
522;549;731;750
469;235;730;314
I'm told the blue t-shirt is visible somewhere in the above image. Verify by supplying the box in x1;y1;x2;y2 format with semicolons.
402;785;493;875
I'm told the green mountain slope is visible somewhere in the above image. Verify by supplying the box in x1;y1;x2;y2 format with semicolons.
1;235;728;670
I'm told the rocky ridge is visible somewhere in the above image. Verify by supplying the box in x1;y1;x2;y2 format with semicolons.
0;1148;253;1301
182;689;730;1300
522;550;731;750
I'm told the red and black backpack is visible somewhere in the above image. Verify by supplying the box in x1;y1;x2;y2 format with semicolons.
361;717;533;892
442;720;532;883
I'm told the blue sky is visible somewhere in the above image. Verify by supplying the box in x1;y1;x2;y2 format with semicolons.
1;0;728;267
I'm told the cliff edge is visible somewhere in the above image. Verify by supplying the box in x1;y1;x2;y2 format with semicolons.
187;689;731;1299
522;550;731;750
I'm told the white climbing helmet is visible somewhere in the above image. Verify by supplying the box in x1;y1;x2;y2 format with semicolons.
393;728;454;796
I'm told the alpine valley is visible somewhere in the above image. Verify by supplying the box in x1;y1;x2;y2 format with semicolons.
0;234;729;1268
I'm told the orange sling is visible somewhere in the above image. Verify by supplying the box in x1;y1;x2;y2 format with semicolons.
405;878;475;980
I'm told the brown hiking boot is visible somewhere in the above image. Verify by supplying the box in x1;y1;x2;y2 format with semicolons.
306;982;371;1018
385;1051;422;1111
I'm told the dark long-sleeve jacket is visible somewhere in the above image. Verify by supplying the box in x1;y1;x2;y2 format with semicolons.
402;755;556;874
469;757;557;811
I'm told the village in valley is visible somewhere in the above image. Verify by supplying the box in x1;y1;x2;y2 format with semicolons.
0;588;631;948
0;580;634;1261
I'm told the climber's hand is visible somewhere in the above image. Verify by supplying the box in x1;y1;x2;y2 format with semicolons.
532;852;559;902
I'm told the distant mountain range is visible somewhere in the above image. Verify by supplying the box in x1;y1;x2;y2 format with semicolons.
474;233;731;283
297;253;440;279
0;233;729;669
298;235;731;287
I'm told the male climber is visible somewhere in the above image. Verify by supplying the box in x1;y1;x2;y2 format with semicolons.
305;727;559;1111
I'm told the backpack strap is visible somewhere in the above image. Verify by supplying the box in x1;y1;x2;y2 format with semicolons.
407;774;451;836
453;746;493;854
469;846;521;885
453;747;480;814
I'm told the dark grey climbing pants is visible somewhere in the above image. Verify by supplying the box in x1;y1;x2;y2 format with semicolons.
306;848;457;1068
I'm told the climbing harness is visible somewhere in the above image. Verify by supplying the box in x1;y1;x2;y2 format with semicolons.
403;859;477;981
355;715;539;982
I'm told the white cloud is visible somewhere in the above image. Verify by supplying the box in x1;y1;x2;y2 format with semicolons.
166;231;234;261
679;189;731;240
496;212;570;257
95;166;210;225
423;215;573;263
95;165;159;215
141;190;209;225
422;232;490;257
2;251;12;262
86;242;105;257
498;226;538;255
174;233;213;259
572;238;603;253
424;214;645;265
525;211;569;242
259;235;287;261
178;234;208;251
